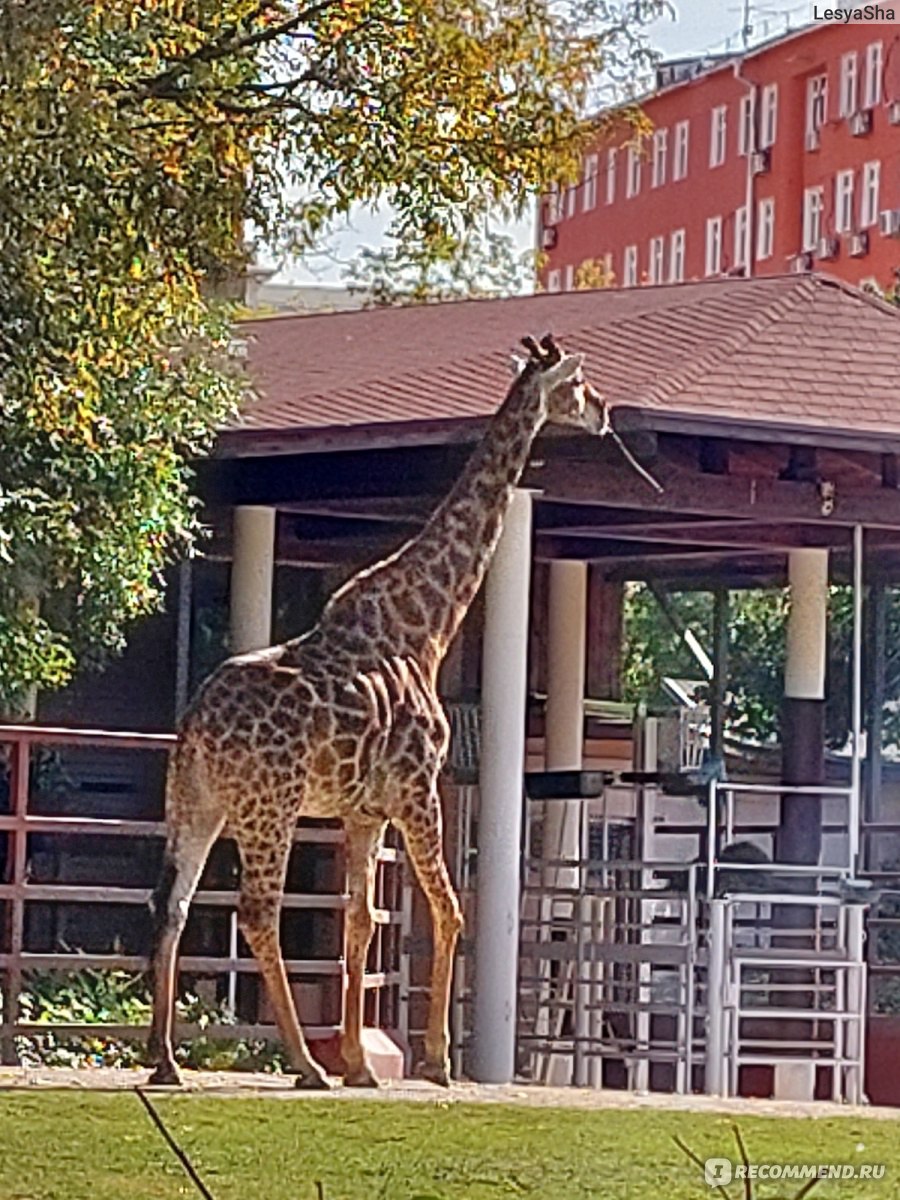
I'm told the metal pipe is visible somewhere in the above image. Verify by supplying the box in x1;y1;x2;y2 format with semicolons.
850;525;864;873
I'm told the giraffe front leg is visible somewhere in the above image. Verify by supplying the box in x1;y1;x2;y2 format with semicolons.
237;832;331;1090
341;818;386;1088
398;798;463;1086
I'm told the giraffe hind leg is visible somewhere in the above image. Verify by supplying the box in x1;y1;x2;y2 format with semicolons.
147;755;224;1086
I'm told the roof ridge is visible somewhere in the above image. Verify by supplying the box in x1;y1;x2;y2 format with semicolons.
624;276;817;411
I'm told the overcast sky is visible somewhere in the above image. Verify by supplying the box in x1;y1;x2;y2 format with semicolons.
277;1;807;285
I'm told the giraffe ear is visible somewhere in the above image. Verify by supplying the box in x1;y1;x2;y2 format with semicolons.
542;352;584;389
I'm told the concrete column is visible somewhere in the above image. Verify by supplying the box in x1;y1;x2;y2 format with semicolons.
229;505;276;654
543;561;588;891
471;489;533;1084
542;560;588;1086
779;548;828;865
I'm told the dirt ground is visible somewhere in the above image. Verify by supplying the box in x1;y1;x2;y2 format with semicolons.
1;1066;899;1122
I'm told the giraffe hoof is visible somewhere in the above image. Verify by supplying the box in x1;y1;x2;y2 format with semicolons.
417;1060;452;1088
294;1070;334;1091
343;1066;381;1089
147;1064;182;1087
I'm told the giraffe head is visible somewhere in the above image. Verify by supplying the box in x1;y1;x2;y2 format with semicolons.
520;333;607;436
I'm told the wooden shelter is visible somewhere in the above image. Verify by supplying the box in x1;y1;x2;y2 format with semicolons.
8;273;900;1098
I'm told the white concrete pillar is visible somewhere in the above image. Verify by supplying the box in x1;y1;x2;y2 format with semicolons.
785;548;828;700
229;505;276;654
472;489;533;1084
543;560;588;890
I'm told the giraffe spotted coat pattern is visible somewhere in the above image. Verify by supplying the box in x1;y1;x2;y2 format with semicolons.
147;335;606;1088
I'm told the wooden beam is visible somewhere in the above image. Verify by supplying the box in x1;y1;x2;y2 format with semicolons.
525;455;900;530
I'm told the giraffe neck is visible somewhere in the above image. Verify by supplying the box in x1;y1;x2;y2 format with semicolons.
319;368;546;670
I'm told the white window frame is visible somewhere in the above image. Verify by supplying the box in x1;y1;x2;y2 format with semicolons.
756;196;775;261
651;128;668;188
669;228;685;283
705;215;723;276
626;144;642;198
565;182;577;219
734;205;749;269
861;160;881;227
623;244;638;287
835;169;855;233
802;185;824;252
583;154;599;212
606;148;617;205
673;120;690;180
564;264;575;292
760;84;778;149
547;268;561;293
709;106;727;168
648;235;665;284
738;94;754;156
864;41;883;109
807;73;827;136
547;184;562;225
840;52;858;117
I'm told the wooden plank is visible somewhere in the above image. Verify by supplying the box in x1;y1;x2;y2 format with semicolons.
525;455;900;530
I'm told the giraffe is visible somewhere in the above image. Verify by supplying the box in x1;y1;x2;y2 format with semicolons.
147;334;606;1089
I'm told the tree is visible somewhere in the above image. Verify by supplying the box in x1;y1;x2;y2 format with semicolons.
0;0;664;714
623;583;900;751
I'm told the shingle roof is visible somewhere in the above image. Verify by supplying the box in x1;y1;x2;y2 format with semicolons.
230;275;900;448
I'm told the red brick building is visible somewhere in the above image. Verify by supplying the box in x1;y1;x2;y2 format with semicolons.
540;21;900;293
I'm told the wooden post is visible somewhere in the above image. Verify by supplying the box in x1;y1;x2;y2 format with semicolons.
586;570;624;700
1;739;29;1064
710;588;729;761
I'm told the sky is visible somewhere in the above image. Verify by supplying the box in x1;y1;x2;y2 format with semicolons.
275;1;808;286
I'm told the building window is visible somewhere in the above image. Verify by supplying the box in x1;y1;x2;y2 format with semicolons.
760;84;778;148
623;244;638;286
803;185;824;251
734;205;749;269
564;264;575;292
669;229;685;282
626;144;641;198
547;184;562;225
547;268;561;293
566;182;580;220
651;128;668;188
603;251;613;283
806;73;827;139
709;106;727;168
865;41;883;108
648;235;665;284
583;154;599;212
606;148;617;205
705;215;723;276
673;120;690;180
756;196;775;260
861;160;881;226
738;94;754;156
835;170;855;233
840;52;858;117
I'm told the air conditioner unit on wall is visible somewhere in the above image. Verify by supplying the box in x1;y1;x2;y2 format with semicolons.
849;109;873;136
791;251;813;273
816;236;839;261
750;148;771;175
541;226;558;250
879;209;900;238
805;129;821;152
848;231;869;257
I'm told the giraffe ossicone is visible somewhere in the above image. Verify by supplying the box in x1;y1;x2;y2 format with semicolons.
146;334;603;1089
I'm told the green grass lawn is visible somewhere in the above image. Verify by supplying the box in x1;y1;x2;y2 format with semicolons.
0;1093;898;1200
